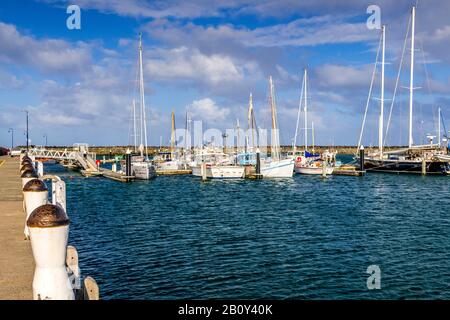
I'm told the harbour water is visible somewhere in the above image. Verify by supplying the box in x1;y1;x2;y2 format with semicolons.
44;155;450;299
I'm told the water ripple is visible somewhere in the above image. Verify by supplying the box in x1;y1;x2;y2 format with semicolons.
43;157;450;299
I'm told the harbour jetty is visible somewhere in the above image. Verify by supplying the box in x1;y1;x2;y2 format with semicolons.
19;145;405;156
0;155;34;299
0;154;100;300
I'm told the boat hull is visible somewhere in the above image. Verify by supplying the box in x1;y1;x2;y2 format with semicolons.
156;160;180;171
364;159;450;175
192;165;245;179
295;166;334;175
131;162;157;179
261;159;294;178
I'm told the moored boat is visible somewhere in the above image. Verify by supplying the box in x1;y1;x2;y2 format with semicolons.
356;8;450;175
260;76;294;178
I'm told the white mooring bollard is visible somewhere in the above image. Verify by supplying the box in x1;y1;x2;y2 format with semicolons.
36;162;44;177
22;179;48;240
21;155;32;167
27;204;74;300
21;169;38;188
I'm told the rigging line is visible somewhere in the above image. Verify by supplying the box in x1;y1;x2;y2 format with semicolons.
357;31;383;150
418;38;438;137
127;51;141;148
293;71;305;151
384;13;411;146
441;111;448;138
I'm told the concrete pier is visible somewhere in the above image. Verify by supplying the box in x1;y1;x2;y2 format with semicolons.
0;156;34;299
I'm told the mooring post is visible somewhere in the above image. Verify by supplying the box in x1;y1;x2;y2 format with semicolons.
27;204;74;300
21;155;32;169
20;162;35;175
256;148;261;175
322;160;327;178
36;161;44;177
359;145;365;172
22;179;48;239
201;162;207;181
125;153;132;179
66;245;81;297
83;276;100;300
422;158;427;175
21;169;38;188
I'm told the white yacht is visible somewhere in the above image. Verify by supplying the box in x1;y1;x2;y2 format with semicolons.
191;149;245;179
123;33;156;180
260;76;294;178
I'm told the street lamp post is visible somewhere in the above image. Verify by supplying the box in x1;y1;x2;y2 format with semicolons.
8;128;14;150
24;110;29;151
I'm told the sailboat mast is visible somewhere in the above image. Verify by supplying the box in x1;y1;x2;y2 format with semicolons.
438;107;441;148
379;25;386;155
269;76;280;161
184;111;189;153
248;93;255;151
139;33;149;158
293;71;305;153
133;99;137;152
171;111;175;159
236;118;240;153
408;6;416;149
304;69;308;151
312;121;315;154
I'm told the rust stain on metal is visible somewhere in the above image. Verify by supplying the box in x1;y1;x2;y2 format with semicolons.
27;204;70;228
21;169;38;178
21;156;32;164
20;164;34;172
23;179;48;192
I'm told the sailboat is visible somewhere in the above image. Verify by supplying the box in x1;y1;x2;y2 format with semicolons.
191;149;245;178
260;76;294;178
191;139;245;179
358;7;450;174
237;93;258;166
292;69;336;175
125;33;156;180
154;111;184;171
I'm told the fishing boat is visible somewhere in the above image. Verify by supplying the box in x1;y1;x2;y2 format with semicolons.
357;7;450;174
123;34;156;180
292;69;337;175
260;76;294;178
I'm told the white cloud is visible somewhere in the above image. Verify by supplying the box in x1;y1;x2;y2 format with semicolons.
314;64;372;89
0;22;92;74
187;98;230;124
0;69;23;89
41;0;250;19
248;16;377;47
146;46;260;85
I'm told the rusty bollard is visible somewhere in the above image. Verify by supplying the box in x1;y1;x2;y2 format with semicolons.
21;169;38;189
22;179;48;239
27;204;74;300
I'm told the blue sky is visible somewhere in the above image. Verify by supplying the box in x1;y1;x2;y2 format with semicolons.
1;0;450;147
